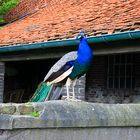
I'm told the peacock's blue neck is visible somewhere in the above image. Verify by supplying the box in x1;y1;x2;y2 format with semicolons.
77;38;93;65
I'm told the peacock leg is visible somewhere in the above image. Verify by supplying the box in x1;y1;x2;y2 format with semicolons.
72;78;82;102
66;78;71;100
72;78;77;99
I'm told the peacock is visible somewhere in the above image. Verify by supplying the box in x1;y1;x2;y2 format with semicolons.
30;33;93;102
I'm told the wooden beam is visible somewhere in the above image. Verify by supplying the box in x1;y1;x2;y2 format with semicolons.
95;45;140;55
0;44;140;61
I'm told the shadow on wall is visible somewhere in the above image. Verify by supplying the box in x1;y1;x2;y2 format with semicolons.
4;58;58;103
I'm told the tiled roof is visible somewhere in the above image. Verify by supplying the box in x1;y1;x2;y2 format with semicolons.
0;0;140;47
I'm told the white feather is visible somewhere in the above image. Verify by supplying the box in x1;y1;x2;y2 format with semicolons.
48;66;73;84
43;51;77;82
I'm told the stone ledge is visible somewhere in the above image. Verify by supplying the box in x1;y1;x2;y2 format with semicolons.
0;101;140;130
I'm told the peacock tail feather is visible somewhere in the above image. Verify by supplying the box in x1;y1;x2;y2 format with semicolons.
30;82;52;102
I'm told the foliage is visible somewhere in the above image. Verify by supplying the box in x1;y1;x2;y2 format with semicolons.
0;0;19;24
31;111;40;117
0;15;5;23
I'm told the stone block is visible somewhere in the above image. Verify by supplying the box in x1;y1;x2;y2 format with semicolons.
0;104;16;114
32;103;45;113
18;104;34;115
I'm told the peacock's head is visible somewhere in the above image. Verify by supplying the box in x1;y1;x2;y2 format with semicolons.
76;32;86;40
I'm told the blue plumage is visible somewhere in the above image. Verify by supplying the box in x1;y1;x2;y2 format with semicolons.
46;34;93;81
69;34;93;79
77;37;93;65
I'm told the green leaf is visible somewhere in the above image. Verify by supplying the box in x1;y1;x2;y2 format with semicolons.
0;0;19;24
31;111;40;117
0;15;5;24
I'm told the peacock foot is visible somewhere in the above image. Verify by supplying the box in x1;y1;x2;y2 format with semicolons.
62;96;82;101
66;97;82;102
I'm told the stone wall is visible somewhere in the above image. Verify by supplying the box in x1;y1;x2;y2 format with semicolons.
0;102;44;116
1;127;140;140
62;75;86;100
86;56;106;102
0;62;5;103
86;54;140;103
0;101;140;140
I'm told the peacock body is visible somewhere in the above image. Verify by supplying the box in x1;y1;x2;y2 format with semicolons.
69;37;93;80
30;34;93;102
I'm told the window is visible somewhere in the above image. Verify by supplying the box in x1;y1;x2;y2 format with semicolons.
107;54;135;89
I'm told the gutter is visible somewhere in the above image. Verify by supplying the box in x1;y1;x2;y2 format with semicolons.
0;30;140;53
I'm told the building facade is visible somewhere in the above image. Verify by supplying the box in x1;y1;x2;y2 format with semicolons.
0;0;140;103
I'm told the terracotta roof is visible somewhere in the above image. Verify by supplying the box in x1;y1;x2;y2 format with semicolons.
0;0;140;47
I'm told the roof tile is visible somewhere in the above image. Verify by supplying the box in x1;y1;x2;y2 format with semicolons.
0;0;140;46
